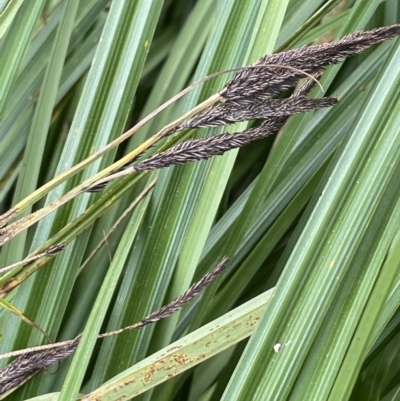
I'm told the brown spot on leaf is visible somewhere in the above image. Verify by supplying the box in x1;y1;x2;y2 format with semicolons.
144;364;156;382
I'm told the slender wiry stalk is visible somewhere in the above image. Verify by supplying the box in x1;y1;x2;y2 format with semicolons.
77;178;157;275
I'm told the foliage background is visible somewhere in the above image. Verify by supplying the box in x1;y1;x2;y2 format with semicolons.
1;0;400;400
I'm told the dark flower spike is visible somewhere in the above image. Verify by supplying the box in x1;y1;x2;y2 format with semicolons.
98;256;229;336
222;24;400;102
133;129;272;171
185;96;337;129
0;337;80;396
0;258;228;396
87;73;326;189
133;74;332;172
81;26;400;194
84;181;109;193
